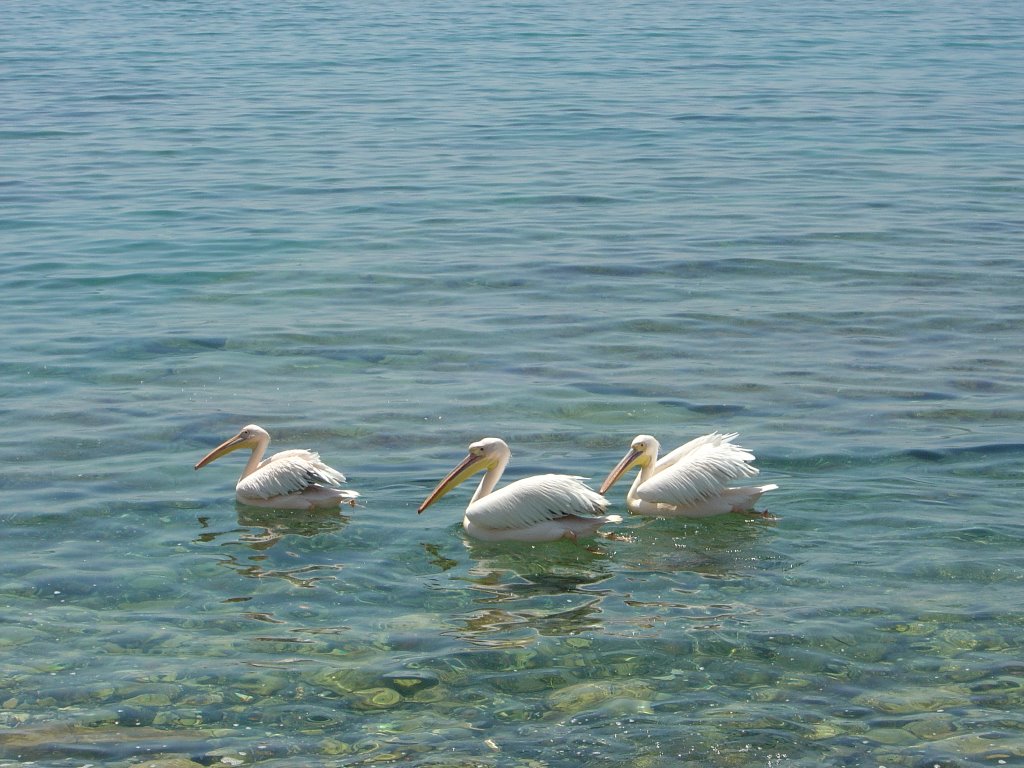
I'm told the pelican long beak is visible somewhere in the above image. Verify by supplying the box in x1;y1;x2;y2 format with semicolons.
194;432;251;470
417;452;488;513
599;448;643;495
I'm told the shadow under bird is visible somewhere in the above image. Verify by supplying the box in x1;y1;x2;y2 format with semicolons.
599;432;777;517
194;424;359;510
418;437;622;543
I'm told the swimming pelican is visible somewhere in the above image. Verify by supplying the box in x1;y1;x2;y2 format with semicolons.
418;437;622;542
599;433;777;518
194;424;359;510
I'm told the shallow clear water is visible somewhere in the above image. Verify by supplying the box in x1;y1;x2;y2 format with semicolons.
2;1;1023;766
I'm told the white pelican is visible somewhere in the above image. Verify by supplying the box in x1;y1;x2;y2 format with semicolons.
417;437;622;542
194;424;359;510
599;433;777;518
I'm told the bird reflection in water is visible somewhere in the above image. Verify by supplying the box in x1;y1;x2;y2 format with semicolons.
617;512;776;579
234;505;352;551
193;506;351;588
432;540;617;647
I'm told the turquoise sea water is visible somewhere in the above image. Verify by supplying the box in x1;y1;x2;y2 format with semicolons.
3;1;1024;765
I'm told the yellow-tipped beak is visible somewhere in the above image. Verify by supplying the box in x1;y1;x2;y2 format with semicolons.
599;448;643;495
417;452;488;513
194;432;250;470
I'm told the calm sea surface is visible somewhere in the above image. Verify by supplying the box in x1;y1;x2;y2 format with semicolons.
2;1;1023;766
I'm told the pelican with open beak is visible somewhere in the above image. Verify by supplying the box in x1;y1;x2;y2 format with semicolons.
194;424;359;510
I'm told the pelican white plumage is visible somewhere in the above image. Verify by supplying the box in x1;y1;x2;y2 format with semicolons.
599;433;777;518
194;424;359;510
418;437;622;542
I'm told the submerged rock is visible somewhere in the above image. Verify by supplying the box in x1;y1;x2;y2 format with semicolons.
852;685;971;714
493;669;573;695
151;710;204;728
309;667;375;696
122;692;173;707
352;687;402;710
381;669;440;694
864;726;916;746
319;738;353;755
547;680;656;713
926;732;1024;760
903;714;956;739
807;722;845;740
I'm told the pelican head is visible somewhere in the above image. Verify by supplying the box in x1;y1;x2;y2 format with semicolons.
599;434;660;495
417;437;510;513
194;424;269;470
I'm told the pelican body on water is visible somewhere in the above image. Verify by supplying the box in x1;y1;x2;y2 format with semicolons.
194;424;359;510
418;437;622;542
600;432;777;518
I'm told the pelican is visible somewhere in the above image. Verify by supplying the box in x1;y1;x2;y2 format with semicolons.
418;437;622;542
599;433;777;518
194;424;359;510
